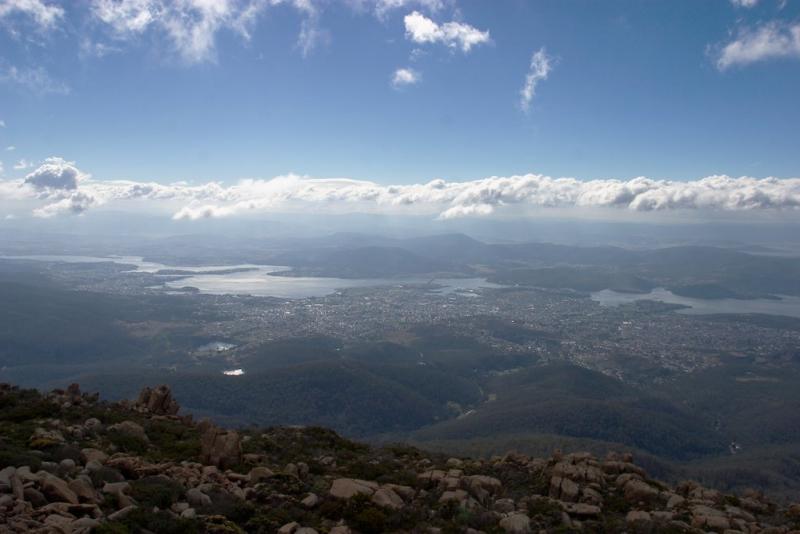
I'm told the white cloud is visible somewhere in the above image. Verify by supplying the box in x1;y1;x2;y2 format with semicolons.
0;119;5;127
164;174;800;220
372;0;448;18
0;0;64;29
23;157;86;191
715;21;800;70
6;146;14;151
3;158;800;219
13;159;31;170
33;192;96;217
172;203;238;220
519;47;553;113
90;0;325;63
0;65;70;95
295;9;327;57
391;67;420;87
730;0;758;7
80;38;123;58
0;161;3;174
91;0;158;34
403;10;489;53
11;157;96;217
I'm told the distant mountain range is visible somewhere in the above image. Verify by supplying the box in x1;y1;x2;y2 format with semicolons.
252;233;800;297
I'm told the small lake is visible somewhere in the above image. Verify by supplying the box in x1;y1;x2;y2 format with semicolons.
592;287;800;319
2;254;499;299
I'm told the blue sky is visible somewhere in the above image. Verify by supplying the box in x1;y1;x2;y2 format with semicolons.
0;0;799;221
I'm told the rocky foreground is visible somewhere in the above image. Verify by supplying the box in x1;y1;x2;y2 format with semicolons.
1;384;799;533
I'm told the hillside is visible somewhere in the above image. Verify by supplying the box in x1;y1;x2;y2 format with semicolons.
2;383;800;533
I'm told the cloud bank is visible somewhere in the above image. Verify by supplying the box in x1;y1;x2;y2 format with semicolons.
3;158;800;220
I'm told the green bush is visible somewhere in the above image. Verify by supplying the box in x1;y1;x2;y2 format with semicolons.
130;475;185;508
100;508;202;534
106;429;148;455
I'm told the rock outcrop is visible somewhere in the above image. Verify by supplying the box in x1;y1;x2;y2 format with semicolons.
2;382;800;533
198;420;242;470
134;384;180;415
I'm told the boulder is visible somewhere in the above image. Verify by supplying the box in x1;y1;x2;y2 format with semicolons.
41;474;79;505
550;476;580;502
136;385;180;415
384;484;415;501
623;479;659;503
23;487;48;507
499;513;531;533
371;487;404;510
278;521;300;534
108;421;149;443
187;487;212;508
10;473;24;500
439;489;469;503
301;493;320;508
464;475;502;495
494;498;516;513
68;478;98;504
0;466;14;486
44;514;74;532
199;421;242;469
80;448;108;465
248;466;275;484
329;478;378;499
691;505;730;531
102;481;135;508
626;510;652;524
108;505;137;521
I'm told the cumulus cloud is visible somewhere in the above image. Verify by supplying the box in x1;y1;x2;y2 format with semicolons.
0;65;70;95
33;192;97;217
11;157;96;217
730;0;758;6
13;159;31;170
403;10;489;52
391;67;420;87
715;21;800;70
0;0;64;29
3;158;800;219
519;47;553;113
23;157;86;191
